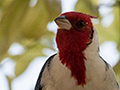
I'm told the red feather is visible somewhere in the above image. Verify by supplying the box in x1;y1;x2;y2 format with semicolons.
56;12;94;86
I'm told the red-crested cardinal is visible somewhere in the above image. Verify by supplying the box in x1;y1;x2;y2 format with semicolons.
35;12;119;90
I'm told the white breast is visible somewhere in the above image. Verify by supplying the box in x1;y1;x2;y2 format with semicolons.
40;27;119;90
41;53;118;90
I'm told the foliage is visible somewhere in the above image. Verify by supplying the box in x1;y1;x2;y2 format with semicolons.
0;0;61;89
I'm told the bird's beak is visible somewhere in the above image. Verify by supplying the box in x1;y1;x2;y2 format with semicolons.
54;15;72;30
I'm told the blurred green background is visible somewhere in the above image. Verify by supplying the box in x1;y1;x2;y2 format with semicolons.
0;0;120;90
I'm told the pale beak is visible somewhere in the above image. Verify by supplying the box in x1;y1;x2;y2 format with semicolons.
54;15;72;30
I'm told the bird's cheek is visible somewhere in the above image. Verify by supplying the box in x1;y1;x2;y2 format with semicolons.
82;27;92;44
86;38;92;45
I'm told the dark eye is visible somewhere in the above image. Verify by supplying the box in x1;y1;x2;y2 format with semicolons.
76;20;85;28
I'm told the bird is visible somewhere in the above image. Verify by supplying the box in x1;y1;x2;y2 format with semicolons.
34;11;119;90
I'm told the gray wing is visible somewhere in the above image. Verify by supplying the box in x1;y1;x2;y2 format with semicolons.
34;53;57;90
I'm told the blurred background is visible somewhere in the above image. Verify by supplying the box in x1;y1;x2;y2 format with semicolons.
0;0;120;90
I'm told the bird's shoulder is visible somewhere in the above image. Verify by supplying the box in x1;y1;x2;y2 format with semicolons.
34;53;57;90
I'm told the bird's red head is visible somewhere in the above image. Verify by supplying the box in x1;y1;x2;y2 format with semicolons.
55;12;96;53
55;12;96;86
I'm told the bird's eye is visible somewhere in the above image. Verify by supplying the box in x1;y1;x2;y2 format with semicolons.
76;20;85;28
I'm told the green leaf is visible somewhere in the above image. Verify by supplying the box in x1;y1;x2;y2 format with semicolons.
13;42;45;76
75;0;99;16
0;0;61;60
